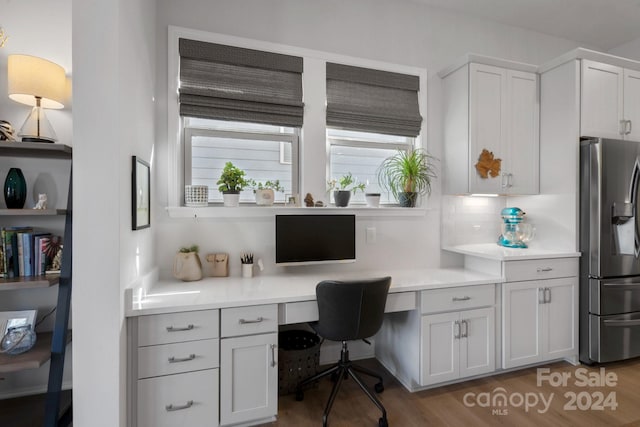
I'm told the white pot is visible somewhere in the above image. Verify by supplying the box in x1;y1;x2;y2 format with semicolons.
365;193;381;208
255;189;275;206
222;192;240;207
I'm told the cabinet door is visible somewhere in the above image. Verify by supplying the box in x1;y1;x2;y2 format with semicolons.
420;312;460;386
624;68;640;141
543;278;578;360
469;63;507;194
506;70;539;194
138;369;219;427
502;281;543;369
581;60;624;139
459;307;495;378
220;333;278;426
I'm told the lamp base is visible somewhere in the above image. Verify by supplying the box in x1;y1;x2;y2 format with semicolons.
18;106;58;143
21;137;55;143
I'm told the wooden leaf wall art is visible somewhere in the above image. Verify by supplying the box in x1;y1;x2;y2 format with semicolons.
475;149;501;178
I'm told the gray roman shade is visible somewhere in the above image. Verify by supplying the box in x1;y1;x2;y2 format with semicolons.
326;63;423;137
179;38;304;127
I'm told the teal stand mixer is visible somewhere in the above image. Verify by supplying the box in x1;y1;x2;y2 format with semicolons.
497;207;530;248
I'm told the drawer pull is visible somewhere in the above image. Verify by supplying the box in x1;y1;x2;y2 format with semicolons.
270;343;277;367
165;400;194;412
452;296;471;302
537;267;553;272
168;354;196;363
239;317;264;324
166;324;194;332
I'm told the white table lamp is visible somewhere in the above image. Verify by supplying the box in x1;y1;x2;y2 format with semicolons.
8;54;66;143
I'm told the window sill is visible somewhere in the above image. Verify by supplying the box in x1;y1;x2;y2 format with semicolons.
166;205;428;219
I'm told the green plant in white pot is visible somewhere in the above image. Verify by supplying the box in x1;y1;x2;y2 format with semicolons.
377;149;437;207
327;172;366;207
247;179;284;206
217;162;248;207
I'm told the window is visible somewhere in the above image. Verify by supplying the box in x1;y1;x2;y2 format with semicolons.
178;38;303;205
328;129;413;204
185;118;299;203
326;63;422;204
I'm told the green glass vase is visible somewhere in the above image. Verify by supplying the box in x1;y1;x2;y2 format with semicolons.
4;167;27;209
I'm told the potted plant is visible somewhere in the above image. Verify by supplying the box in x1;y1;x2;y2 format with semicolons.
173;245;202;282
327;172;366;207
247;179;284;206
377;149;437;207
216;162;248;207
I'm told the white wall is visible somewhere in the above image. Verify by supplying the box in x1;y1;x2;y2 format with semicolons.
154;0;582;275
73;0;156;426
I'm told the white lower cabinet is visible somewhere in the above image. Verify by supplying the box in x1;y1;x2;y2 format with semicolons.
502;277;577;369
220;305;278;426
138;369;219;427
421;307;495;386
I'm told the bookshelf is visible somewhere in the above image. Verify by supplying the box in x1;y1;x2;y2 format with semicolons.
0;142;72;427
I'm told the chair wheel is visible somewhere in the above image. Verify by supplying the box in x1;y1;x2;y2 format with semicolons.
379;416;388;427
374;382;384;393
295;390;304;401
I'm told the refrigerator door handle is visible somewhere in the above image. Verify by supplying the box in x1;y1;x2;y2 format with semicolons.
603;319;640;327
602;282;640;289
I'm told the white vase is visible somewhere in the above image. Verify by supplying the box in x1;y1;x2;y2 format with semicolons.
222;192;240;207
242;263;253;278
172;252;202;281
255;189;275;206
365;193;381;208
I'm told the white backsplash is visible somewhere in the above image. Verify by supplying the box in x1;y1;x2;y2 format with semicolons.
441;195;506;247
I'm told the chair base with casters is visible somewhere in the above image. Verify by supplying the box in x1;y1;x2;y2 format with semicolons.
295;340;388;427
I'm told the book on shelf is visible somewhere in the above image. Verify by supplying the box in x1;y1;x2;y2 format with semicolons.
0;227;59;279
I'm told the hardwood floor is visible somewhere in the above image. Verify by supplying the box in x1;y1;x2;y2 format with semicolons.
265;358;640;427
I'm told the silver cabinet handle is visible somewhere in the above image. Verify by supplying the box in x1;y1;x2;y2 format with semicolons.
628;120;633;135
460;319;468;338
166;324;194;332
544;287;551;304
239;317;264;324
620;119;628;135
165;400;194;412
453;320;461;339
539;288;545;304
168;354;196;363
452;296;471;302
270;344;277;367
508;173;514;188
501;173;509;189
537;267;553;272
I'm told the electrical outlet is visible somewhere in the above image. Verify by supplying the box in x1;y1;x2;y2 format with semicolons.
366;227;376;244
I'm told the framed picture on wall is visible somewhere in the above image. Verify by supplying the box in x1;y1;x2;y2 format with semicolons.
132;156;150;230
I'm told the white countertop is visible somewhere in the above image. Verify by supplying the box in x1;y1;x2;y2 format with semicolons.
443;243;580;261
126;268;501;317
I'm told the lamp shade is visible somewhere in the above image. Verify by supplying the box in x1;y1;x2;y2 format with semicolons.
8;55;65;109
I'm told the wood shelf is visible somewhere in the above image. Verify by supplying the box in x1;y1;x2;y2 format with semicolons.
0;209;66;216
0;275;59;291
0;141;72;159
0;332;67;373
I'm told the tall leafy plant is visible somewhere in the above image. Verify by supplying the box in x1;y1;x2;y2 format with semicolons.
377;149;437;205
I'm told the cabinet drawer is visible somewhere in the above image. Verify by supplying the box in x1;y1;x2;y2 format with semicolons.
221;304;278;338
421;284;495;314
138;338;220;379
504;258;578;282
138;369;219;427
138;310;219;347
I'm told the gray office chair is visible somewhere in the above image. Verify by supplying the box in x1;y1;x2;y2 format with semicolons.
296;276;392;427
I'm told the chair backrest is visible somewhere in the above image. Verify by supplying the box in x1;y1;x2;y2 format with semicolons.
313;276;391;342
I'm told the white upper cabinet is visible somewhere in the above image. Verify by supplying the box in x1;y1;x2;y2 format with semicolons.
581;59;640;140
442;57;539;195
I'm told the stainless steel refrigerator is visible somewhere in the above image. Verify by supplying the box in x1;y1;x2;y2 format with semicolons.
580;137;640;364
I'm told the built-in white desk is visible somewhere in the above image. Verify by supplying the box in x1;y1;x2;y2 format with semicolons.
125;259;579;427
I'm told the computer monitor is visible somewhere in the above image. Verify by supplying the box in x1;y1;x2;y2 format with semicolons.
275;214;356;266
